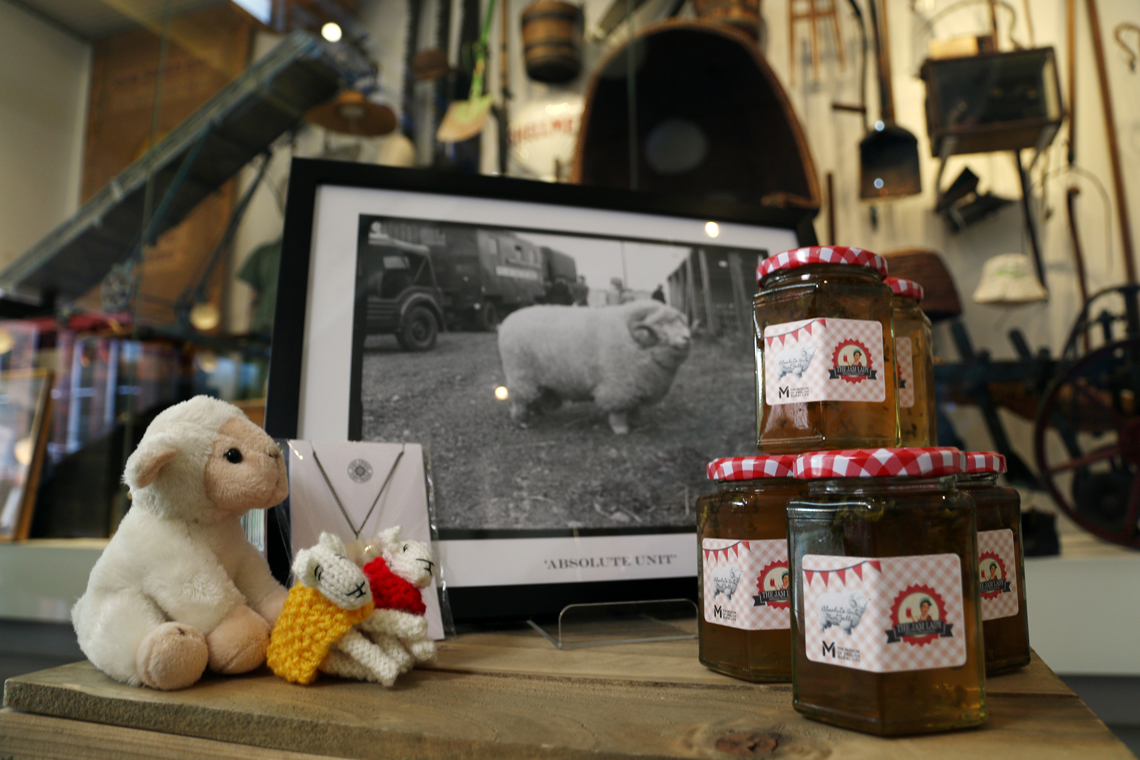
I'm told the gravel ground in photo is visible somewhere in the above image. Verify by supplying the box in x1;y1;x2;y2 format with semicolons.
358;329;758;530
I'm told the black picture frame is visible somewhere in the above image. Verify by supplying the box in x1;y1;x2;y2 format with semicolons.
266;159;815;622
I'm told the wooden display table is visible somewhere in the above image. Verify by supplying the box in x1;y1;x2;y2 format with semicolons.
1;626;1132;759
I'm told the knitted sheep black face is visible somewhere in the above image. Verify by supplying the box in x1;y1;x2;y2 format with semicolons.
497;300;692;434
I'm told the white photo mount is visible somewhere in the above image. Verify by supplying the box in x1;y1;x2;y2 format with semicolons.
265;160;812;621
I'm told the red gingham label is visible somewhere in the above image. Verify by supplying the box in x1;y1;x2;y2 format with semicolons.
794;448;965;479
803;553;968;673
897;336;914;409
964;451;1007;474
886;277;925;302
978;529;1020;621
757;246;889;283
763;318;887;405
703;539;790;630
707;456;797;481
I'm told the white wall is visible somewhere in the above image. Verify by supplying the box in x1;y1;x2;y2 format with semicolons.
0;0;90;267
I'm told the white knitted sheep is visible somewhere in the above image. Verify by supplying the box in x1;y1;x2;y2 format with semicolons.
497;301;692;434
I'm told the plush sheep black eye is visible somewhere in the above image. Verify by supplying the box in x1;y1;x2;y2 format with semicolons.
402;545;408;552
224;448;243;464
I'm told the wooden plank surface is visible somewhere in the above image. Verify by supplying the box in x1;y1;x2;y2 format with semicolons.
428;626;1074;696
1;631;1131;760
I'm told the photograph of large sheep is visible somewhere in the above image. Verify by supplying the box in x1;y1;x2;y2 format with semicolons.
498;301;692;435
351;218;770;531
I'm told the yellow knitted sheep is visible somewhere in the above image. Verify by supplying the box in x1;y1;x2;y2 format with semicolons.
267;533;374;685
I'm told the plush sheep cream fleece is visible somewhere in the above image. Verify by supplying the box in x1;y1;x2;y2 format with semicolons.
72;396;288;688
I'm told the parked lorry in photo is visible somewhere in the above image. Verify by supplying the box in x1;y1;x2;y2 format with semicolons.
358;223;446;351
363;219;578;332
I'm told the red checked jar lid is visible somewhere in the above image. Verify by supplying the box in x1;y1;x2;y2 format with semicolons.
757;246;889;283
697;453;804;683
963;451;1007;474
707;455;798;481
885;277;925;302
793;447;965;479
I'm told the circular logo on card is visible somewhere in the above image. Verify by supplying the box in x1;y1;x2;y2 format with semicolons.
753;561;791;609
979;553;1011;599
347;459;373;483
887;585;954;647
829;339;876;383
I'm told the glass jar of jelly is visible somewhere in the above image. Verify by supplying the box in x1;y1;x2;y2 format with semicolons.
787;448;986;735
697;455;805;681
959;451;1030;674
888;277;937;447
754;246;898;454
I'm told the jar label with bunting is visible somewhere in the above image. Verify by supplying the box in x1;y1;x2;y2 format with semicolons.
763;318;886;405
978;529;1019;620
702;538;789;630
802;553;967;673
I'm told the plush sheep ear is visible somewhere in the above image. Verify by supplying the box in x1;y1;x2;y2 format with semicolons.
318;531;346;557
376;525;402;550
123;436;179;490
291;547;317;586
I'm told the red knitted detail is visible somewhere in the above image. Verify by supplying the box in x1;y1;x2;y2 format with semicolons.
362;557;427;616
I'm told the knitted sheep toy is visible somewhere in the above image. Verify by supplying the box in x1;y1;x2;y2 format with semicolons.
266;532;374;684
72;396;290;690
352;526;437;669
497;300;692;434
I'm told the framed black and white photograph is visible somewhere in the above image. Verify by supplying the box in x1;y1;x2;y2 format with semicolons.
266;160;812;621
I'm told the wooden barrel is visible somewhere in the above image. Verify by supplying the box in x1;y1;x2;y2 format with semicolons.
692;0;761;39
521;1;584;84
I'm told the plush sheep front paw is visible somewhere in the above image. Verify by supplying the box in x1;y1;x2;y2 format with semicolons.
136;622;209;690
207;604;271;674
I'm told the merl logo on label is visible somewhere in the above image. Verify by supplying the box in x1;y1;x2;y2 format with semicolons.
886;585;954;646
979;553;1012;599
829;339;877;383
753;561;790;609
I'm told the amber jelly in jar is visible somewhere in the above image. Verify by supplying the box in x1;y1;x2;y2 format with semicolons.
887;277;937;446
787;448;986;735
697;456;805;681
754;246;899;454
959;451;1030;674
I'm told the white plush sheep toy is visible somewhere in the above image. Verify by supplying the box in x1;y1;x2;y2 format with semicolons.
72;396;290;690
497;300;692;434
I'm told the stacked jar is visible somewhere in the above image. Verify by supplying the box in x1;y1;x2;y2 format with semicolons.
959;451;1031;674
786;447;986;735
753;246;899;452
693;246;985;735
888;277;937;446
696;456;804;681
